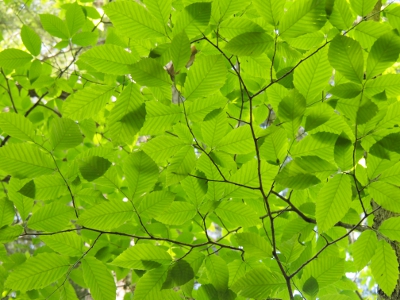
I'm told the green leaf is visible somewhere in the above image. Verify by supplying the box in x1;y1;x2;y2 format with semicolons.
5;253;69;292
63;85;114;120
368;181;400;213
78;200;134;230
0;144;54;179
155;201;196;225
302;276;319;298
252;0;285;26
205;255;229;292
216;125;254;154
291;132;338;162
79;156;111;182
259;126;288;165
18;180;35;198
34;174;68;200
326;0;354;30
0;112;35;141
111;244;171;270
71;31;98;46
129;58;171;87
0;198;14;227
387;6;400;31
301;256;344;288
350;0;378;16
235;232;271;258
0;49;32;69
232;268;286;298
330;82;362;99
170;31;191;72
371;240;399;297
279;0;326;38
124;151;159;199
334;136;353;171
0;225;23;243
294;47;332;104
137;191;175;219
219;18;264;39
65;2;85;36
212;0;250;22
109;83;146;145
50;118;82;150
224;32;273;57
28;202;75;232
21;25;41;56
365;74;400;98
82;257;116;300
104;1;165;39
145;0;171;32
166;145;196;186
278;89;306;122
316;174;352;232
40;14;70;39
173;2;211;38
184;55;227;100
80;45;137;75
201;109;229;148
141;101;182;135
215;199;260;227
181;175;207;208
366;31;400;80
40;232;84;256
379;217;400;242
142;135;187;164
328;35;364;83
275;160;320;190
134;266;176;299
352;230;378;270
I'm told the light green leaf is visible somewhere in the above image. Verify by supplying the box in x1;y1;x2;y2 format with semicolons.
145;0;171;32
352;230;378;270
366;31;400;80
181;174;207;208
291;132;338;162
8;178;33;220
78;200;134;230
365;74;400;99
259;126;287;165
0;112;35;141
40;14;70;39
350;0;378;16
301;256;344;288
28;202;75;232
0;49;32;69
109;83;146;145
111;244;171;270
166;145;196;186
330;82;362;99
21;25;41;56
186;93;227;122
212;0;250;22
80;45;137;75
326;0;354;30
104;1;165;39
279;0;326;38
40;232;84;256
34;174;68;200
4;253;69;292
130;58;171;87
224;32;273;57
217;125;254;154
184;55;227;100
215;199;260;227
232;268;286;298
50;118;82;150
141;101;182;135
205;255;229;292
0;225;23;243
124;151;159;199
294;47;332;104
134;266;176;299
0;198;14;227
142;135;187;164
137;191;175;219
252;0;285;26
334;136;353;171
170;31;191;72
219;18;264;39
0;144;54;179
79;156;111;182
379;217;400;242
63;85;114;120
82;256;116;300
173;2;211;38
316;174;352;232
278;89;306;122
155;201;196;225
66;2;85;36
235;232;271;258
328;35;364;83
371;240;399;297
71;31;98;46
369;181;400;213
387;6;400;31
201;109;229;148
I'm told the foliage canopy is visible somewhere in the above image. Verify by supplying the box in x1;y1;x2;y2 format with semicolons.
1;0;400;299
